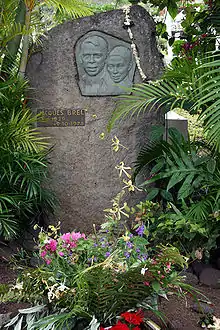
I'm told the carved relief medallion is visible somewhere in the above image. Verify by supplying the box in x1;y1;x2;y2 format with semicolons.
75;31;136;96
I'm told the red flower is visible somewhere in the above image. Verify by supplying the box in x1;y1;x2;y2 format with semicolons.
133;327;141;330
120;311;144;325
111;321;129;329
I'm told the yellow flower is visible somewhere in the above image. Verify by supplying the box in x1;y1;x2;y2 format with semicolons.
115;161;131;178
99;132;105;140
111;136;128;152
122;235;130;242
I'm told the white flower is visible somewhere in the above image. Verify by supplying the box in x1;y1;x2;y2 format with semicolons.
208;316;220;329
12;281;23;290
141;268;148;275
56;283;69;292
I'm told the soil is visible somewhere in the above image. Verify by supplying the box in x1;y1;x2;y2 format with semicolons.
0;262;220;329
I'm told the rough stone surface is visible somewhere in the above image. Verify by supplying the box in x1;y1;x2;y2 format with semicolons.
0;313;12;327
200;268;220;288
26;5;164;233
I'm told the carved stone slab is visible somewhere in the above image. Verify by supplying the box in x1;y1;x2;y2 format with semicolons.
26;5;164;233
75;31;136;96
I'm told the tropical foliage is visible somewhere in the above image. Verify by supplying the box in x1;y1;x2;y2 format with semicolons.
0;75;56;240
0;0;94;240
108;54;220;252
0;0;93;77
1;222;191;329
108;0;220;257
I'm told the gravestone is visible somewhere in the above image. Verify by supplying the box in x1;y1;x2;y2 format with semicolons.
27;5;164;233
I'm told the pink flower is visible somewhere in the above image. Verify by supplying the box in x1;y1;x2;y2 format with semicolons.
71;232;82;241
58;251;64;257
69;241;77;248
46;259;52;265
40;250;47;258
144;281;150;286
166;262;171;269
61;232;71;243
49;239;57;252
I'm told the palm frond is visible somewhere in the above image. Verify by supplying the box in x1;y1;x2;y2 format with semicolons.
44;0;93;18
108;80;193;131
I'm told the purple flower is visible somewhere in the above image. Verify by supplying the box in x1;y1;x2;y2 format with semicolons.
105;252;111;257
142;254;148;261
88;256;97;264
126;242;133;249
136;249;141;253
100;237;105;242
93;243;98;247
129;233;133;238
124;252;130;258
135;225;145;237
101;243;106;248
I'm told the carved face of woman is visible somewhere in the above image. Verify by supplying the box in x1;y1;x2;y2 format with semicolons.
107;55;130;83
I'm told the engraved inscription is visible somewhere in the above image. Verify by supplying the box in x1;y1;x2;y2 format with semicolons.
37;109;85;127
75;31;136;96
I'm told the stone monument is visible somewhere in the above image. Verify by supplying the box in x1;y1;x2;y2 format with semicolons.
27;5;164;233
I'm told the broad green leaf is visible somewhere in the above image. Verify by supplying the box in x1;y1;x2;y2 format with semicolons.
152;281;160;293
146;188;159;201
167;0;178;19
14;316;23;330
160;189;173;201
19;305;46;314
4;314;20;327
178;174;195;199
150;160;165;175
207;159;216;174
167;172;186;191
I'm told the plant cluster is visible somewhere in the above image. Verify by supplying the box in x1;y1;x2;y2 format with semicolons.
0;77;56;240
1;216;190;329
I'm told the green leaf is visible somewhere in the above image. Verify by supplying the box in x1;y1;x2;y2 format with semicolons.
4;314;20;327
14;316;24;330
207;159;216;174
150;125;165;141
169;36;175;46
167;0;178;19
167;172;186;191
152;281;160;293
146;188;159;201
150;160;165;175
160;189;173;201
178;174;195;199
19;305;46;314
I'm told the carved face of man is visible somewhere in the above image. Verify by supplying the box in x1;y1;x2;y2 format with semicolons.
80;36;108;76
107;46;132;83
